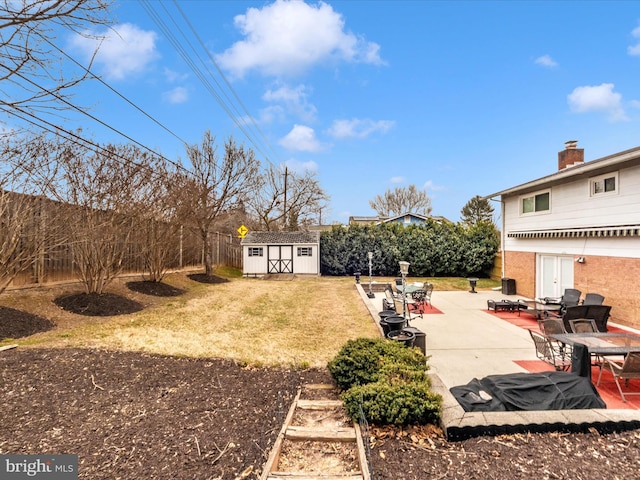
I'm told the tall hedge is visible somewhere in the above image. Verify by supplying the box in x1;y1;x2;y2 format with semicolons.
319;220;499;277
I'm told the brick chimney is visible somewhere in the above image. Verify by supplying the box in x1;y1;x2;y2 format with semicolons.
558;140;584;170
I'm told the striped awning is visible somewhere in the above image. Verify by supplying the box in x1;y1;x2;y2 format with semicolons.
507;225;640;239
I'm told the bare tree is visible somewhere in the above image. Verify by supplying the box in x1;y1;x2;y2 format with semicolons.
246;164;328;231
177;131;260;277
0;131;62;293
52;140;160;294
0;0;112;117
130;156;182;283
369;184;432;217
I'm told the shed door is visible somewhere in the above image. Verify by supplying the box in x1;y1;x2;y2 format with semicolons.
268;245;293;273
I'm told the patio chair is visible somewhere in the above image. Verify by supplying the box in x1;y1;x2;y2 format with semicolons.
528;330;572;371
596;352;640;402
568;318;599;333
423;283;434;308
568;319;605;369
383;286;400;311
539;318;572;358
560;288;582;315
407;289;428;318
561;305;589;332
582;293;605;306
539;318;568;335
585;305;612;332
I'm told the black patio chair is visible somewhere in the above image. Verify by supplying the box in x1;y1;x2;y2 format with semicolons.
582;293;605;306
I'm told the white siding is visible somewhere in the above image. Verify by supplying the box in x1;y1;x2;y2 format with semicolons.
504;164;640;232
293;244;319;274
502;164;640;258
242;242;320;275
243;247;267;274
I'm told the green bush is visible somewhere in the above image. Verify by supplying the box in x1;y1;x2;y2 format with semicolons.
327;337;441;427
326;337;426;390
341;381;442;426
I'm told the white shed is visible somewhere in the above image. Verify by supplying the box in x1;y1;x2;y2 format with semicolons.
241;231;321;276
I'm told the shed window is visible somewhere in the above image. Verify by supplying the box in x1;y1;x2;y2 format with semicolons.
297;247;312;257
521;190;550;215
248;247;263;257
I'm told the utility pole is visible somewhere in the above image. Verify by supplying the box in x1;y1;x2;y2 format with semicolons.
283;166;288;230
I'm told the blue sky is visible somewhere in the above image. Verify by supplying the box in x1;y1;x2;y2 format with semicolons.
10;1;640;224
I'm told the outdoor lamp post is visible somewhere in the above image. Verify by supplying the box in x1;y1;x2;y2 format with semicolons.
367;252;375;298
399;261;410;319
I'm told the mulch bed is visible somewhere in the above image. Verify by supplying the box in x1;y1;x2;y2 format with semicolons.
0;306;55;340
188;274;229;284
126;281;185;297
54;293;144;316
1;348;640;479
0;348;332;479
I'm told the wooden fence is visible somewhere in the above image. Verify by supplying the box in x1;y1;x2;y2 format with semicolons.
0;188;245;288
11;226;242;287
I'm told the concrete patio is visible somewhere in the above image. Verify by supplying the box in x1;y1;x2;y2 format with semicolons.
356;284;640;440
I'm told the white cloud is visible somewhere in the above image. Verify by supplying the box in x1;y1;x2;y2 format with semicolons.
263;84;317;121
284;158;318;173
215;0;385;78
534;54;558;67
69;23;159;80
326;118;395;139
390;176;404;184
162;86;189;104
279;124;325;152
630;99;640;109
163;67;188;83
423;180;445;192
628;24;640;56
567;83;628;122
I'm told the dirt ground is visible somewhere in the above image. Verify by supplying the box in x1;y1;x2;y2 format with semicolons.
1;281;640;479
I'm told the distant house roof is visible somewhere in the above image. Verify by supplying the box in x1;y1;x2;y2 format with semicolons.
241;231;320;245
349;213;450;225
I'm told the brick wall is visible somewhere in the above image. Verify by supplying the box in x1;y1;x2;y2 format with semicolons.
574;255;640;330
504;251;536;299
503;250;640;330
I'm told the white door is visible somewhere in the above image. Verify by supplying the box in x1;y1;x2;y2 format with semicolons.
538;254;574;299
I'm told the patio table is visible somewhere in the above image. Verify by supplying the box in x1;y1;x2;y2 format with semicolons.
520;299;562;319
396;283;422;295
547;332;640;379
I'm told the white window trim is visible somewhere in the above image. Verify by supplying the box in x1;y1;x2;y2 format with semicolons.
519;189;551;216
589;171;618;198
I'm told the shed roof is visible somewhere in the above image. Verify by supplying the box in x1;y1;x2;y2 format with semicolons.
241;231;320;245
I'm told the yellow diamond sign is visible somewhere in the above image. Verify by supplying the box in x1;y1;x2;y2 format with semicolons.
237;225;248;238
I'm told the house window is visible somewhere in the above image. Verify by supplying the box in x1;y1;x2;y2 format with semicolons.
297;247;312;257
521;190;550;214
248;247;263;257
590;172;617;196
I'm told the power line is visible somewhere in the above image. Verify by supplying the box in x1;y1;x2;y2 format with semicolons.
140;0;280;167
39;34;191;149
170;0;282;164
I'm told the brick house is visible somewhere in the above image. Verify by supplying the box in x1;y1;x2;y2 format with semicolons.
485;141;640;330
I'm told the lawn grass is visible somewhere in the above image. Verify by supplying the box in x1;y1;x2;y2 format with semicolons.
2;271;500;368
